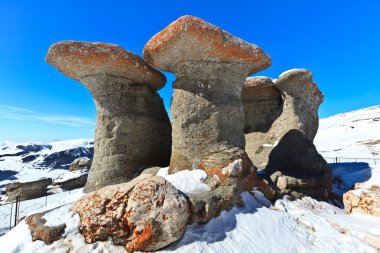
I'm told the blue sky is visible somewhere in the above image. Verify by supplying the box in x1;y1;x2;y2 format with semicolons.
0;1;379;142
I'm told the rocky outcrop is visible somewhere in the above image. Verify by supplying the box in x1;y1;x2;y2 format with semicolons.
5;178;52;201
69;157;92;171
242;70;330;200
143;15;271;175
25;211;66;245
72;174;190;252
38;146;93;170
46;41;172;192
243;69;324;169
343;186;380;217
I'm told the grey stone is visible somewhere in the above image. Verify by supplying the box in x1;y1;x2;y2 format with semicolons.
243;69;324;169
143;15;271;174
5;178;52;201
72;175;190;252
46;41;172;192
69;157;92;171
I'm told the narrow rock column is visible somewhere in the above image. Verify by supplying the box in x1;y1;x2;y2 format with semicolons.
46;41;172;192
143;15;271;174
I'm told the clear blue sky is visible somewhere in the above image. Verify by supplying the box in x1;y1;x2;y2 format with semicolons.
0;1;379;142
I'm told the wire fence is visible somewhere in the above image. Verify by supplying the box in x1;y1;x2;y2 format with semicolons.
0;189;75;236
324;157;379;167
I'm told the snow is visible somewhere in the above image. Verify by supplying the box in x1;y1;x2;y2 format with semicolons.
0;138;93;189
1;106;380;252
53;170;88;184
1;190;379;253
157;167;211;194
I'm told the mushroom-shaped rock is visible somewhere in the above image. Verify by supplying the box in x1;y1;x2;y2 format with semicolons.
242;69;330;200
143;15;271;174
46;41;172;192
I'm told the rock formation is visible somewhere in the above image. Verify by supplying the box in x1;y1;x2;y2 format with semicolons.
242;69;331;200
143;15;271;175
25;211;66;245
46;41;172;192
69;157;92;171
72;174;190;252
5;178;52;201
344;186;380;217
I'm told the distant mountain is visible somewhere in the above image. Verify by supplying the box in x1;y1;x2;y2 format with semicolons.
315;105;380;159
0;139;93;187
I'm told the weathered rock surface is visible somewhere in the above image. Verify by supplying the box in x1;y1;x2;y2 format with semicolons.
5;178;52;201
243;69;324;169
344;186;380;217
143;15;271;174
72;174;190;252
69;157;92;171
25;211;66;245
46;41;172;192
242;69;330;200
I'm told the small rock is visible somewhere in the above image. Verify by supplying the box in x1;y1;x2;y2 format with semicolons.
343;186;380;217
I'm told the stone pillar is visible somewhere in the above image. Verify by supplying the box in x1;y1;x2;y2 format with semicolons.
143;15;271;175
46;41;171;192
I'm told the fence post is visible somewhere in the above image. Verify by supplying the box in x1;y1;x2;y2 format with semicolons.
9;202;13;230
45;195;48;206
335;157;338;166
14;195;19;227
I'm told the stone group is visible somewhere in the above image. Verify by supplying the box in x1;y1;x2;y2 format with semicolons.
43;15;332;252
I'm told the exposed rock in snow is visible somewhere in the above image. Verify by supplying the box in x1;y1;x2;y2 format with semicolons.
344;186;380;217
72;174;190;252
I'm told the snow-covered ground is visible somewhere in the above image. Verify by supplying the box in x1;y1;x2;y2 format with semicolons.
0;106;379;252
0;168;379;253
315;105;380;160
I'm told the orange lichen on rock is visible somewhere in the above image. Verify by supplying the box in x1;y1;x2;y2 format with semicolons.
143;15;271;75
46;41;166;90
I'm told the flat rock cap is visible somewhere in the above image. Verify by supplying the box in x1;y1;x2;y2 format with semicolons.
276;69;312;84
46;41;166;90
143;15;271;75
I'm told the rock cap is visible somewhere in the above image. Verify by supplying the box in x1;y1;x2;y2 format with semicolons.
46;41;166;90
143;15;271;75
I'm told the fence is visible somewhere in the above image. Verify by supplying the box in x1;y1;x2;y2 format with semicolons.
324;157;379;167
0;189;76;236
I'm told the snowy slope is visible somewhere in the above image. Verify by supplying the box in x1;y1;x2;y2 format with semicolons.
315;105;380;160
0;169;379;253
0;139;93;187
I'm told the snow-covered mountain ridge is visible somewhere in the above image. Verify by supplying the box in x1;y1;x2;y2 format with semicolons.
0;139;93;187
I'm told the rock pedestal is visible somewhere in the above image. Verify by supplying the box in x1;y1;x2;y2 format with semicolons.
143;15;271;174
46;41;172;192
243;69;324;169
242;69;331;199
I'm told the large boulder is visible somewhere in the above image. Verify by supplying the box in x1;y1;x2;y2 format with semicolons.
72;174;190;252
143;15;271;175
69;157;92;171
46;41;172;192
5;178;52;201
343;186;380;217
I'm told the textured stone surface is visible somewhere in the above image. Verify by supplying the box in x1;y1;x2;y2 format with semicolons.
144;15;271;174
344;186;380;217
243;69;324;169
5;178;52;201
25;212;66;245
46;41;172;192
69;157;92;171
72;175;190;252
